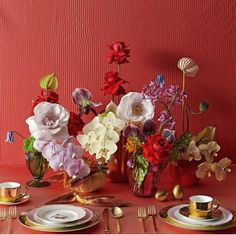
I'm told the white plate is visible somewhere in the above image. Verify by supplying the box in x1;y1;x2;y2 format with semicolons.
35;204;86;224
0;194;30;205
19;208;101;233
28;207;93;228
168;204;233;227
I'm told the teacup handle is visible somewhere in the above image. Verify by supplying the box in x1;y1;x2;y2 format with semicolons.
19;185;28;198
212;199;220;211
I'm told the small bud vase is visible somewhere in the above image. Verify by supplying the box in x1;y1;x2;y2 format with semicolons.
25;152;50;187
129;164;165;197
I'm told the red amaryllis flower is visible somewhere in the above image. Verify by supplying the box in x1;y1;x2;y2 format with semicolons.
68;112;84;137
31;90;59;114
142;134;172;164
101;71;128;96
107;41;130;64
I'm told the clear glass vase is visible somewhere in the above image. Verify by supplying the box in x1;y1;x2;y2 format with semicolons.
129;164;165;197
25;152;50;188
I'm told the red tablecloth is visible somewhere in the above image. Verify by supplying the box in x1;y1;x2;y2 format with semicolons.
0;165;235;234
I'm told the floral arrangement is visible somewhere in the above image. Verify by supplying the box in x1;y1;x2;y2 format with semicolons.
6;42;232;195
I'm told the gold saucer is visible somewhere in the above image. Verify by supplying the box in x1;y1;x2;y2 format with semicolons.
0;194;30;205
159;205;236;231
179;206;223;220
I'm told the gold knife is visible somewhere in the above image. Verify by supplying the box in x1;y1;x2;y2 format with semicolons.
103;208;110;233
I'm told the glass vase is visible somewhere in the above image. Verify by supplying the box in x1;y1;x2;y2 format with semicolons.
107;136;129;183
25;152;50;188
129;164;165;197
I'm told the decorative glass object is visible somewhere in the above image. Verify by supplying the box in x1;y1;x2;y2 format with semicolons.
129;164;165;197
25;152;50;188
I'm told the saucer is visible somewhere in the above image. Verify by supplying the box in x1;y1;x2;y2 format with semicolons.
0;194;30;205
179;206;223;221
159;204;236;231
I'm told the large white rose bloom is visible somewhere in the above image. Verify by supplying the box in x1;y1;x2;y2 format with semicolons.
117;92;154;123
26;102;70;141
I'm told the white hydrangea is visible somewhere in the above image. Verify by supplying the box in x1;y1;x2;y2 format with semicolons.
77;111;125;161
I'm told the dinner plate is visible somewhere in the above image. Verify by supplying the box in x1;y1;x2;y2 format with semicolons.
0;194;30;205
159;205;236;231
179;205;223;221
19;207;100;232
35;204;86;224
169;204;233;226
28;207;93;227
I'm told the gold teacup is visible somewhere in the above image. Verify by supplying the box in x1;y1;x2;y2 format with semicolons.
0;182;28;202
189;195;220;219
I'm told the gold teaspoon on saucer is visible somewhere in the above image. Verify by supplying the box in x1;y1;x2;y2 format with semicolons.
111;207;123;233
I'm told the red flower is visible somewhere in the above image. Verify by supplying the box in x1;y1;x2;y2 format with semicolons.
101;71;128;96
68;112;84;137
31;90;59;114
142;134;172;164
107;41;130;64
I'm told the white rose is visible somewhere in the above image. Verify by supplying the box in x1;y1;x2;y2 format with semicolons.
117;92;154;123
26;102;70;141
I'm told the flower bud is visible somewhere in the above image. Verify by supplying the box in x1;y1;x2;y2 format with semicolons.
199;101;209;112
40;73;58;91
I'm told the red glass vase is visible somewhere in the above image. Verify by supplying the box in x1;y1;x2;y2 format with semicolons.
129;164;164;197
107;136;129;183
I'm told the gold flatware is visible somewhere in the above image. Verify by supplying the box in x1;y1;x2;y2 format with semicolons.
138;207;147;232
7;206;17;234
148;205;157;232
103;208;110;233
0;208;6;221
111;207;123;233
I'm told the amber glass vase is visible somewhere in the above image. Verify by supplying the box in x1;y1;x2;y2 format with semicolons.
25;152;50;187
129;164;165;197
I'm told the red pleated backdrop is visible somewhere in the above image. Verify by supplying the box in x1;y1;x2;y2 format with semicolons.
0;0;235;165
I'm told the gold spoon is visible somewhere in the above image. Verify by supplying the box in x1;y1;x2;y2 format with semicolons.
111;207;123;233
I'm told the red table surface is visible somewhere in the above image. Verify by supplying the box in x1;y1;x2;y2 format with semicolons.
0;165;235;234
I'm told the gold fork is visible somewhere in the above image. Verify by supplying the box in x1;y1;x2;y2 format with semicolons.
0;208;6;222
148;205;157;232
138;207;147;233
7;206;17;234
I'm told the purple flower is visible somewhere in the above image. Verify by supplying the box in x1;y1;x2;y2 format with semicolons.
142;74;165;104
5;131;15;143
158;111;176;130
162;85;186;106
141;120;156;136
72;88;101;115
162;129;176;144
123;124;144;140
36;139;90;178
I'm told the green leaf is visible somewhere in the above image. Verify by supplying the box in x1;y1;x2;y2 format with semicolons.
39;73;58;91
195;126;216;144
23;136;37;153
133;154;149;187
169;132;192;161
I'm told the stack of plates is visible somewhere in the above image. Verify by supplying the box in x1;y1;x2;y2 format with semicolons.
159;204;236;231
18;204;100;232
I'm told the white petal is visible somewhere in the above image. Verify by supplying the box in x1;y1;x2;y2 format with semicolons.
105;140;117;155
77;135;89;148
105;101;117;113
31;129;53;141
90;140;102;154
113;118;125;132
82;122;93;134
26;117;39;133
107;130;120;143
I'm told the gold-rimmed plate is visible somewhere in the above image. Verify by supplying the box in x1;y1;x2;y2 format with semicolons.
159;205;236;231
18;207;100;232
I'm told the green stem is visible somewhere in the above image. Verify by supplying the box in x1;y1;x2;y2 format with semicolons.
182;72;186;132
